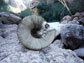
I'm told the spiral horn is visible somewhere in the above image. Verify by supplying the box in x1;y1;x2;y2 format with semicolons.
17;15;56;50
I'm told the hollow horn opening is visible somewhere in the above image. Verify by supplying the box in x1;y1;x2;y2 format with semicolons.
31;28;42;38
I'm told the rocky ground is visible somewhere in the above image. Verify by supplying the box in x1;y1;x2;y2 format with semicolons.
0;12;84;63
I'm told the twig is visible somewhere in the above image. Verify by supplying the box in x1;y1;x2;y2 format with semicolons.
58;0;72;16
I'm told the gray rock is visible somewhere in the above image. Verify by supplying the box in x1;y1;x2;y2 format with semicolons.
61;15;72;24
73;12;80;17
72;17;79;21
68;20;79;24
61;24;84;50
0;29;4;38
52;40;63;48
0;12;21;24
61;12;84;25
0;21;4;28
78;17;84;26
74;48;84;57
0;24;84;63
0;21;4;37
80;12;84;17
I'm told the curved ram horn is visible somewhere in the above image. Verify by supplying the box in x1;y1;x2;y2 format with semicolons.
17;15;56;50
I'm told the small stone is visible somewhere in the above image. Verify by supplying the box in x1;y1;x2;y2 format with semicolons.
68;20;79;24
78;17;84;26
74;48;84;57
61;15;72;24
80;12;84;17
74;12;80;17
73;17;79;21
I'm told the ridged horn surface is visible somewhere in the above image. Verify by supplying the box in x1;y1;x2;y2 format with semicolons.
17;15;56;50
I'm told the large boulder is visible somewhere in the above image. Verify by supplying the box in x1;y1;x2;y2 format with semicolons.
61;24;84;50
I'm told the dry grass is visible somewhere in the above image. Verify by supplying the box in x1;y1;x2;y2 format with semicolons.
58;0;72;16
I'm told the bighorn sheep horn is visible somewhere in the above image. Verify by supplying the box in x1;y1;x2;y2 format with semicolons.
17;15;56;50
